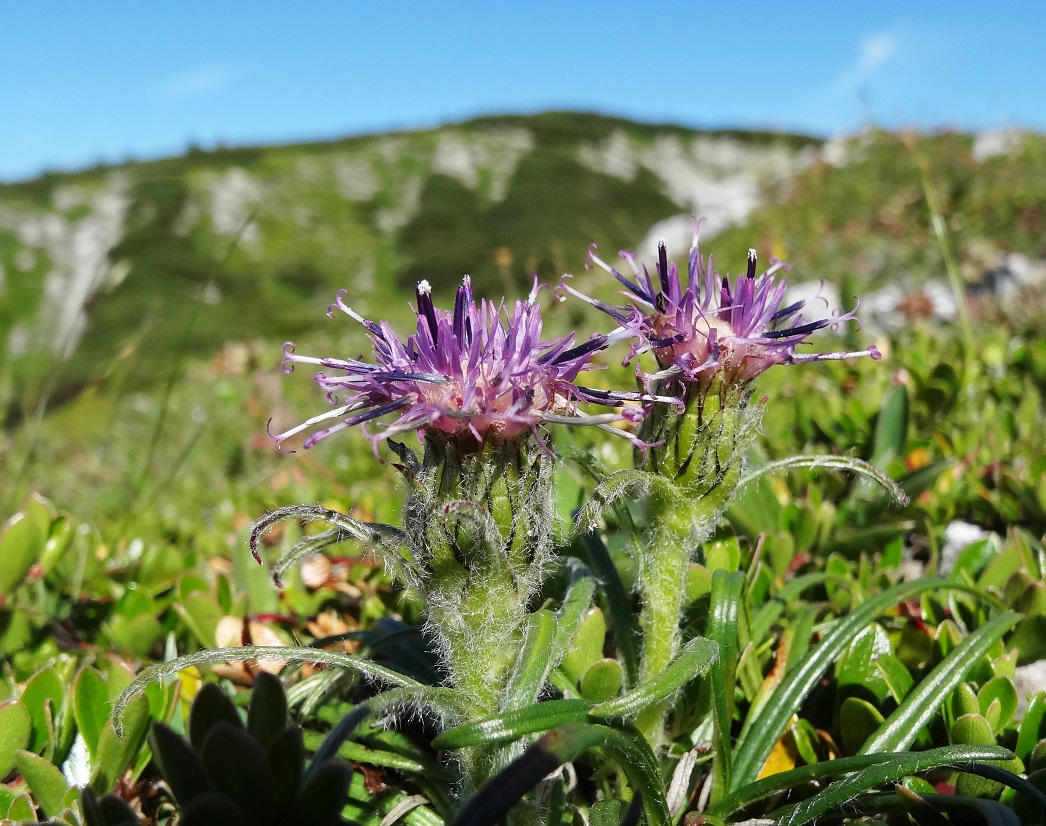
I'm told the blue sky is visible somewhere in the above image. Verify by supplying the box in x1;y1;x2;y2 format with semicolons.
2;1;1043;182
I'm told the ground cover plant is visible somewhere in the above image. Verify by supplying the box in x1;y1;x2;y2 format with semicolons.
2;126;1046;825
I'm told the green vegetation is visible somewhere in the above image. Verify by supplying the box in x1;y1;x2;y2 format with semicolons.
1;116;1045;824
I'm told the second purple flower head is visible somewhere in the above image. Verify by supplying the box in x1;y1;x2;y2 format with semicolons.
560;224;881;394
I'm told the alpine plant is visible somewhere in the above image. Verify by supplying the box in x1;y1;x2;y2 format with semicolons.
270;277;651;777
563;227;881;748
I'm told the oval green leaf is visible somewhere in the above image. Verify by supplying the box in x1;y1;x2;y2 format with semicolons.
0;701;31;778
581;659;623;704
0;512;43;595
590;636;717;720
14;749;70;817
74;667;110;759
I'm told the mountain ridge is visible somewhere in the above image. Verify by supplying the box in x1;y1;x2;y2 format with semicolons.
0;111;822;400
2;111;1044;420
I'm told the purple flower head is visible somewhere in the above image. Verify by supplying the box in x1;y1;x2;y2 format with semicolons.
271;276;653;453
559;225;881;392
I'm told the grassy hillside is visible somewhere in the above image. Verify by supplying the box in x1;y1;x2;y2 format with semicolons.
0;112;817;418
2;114;1045;531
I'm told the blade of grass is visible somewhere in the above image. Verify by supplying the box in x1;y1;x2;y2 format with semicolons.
858;612;1019;754
578;529;640;687
503;609;557;710
432;699;593;750
550;568;597;672
730;578;1001;789
708;744;1013;819
773;750;1022;826
706;570;744;804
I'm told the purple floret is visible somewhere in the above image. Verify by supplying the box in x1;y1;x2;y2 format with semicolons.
271;276;653;453
559;224;880;392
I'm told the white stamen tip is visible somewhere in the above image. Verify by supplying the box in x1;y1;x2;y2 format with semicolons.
748;248;757;260
417;280;432;295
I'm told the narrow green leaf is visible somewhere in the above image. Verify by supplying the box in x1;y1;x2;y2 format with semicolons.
113;645;425;736
859;613;1019;754
749;572;840;643
1016;693;1046;761
590;636;718;720
309;686;464;771
739;455;909;508
246;672;288;750
369;791;445;826
14;749;70;816
762;747;1016;826
432;698;592;749
871;384;909;470
331;739;431;773
731;578;993;790
743;603;820;729
579;530;641;687
706;570;743;804
503;609;557;710
0;701;31;778
550;570;597;668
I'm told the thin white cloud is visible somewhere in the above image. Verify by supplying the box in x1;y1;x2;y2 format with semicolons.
156;65;247;100
778;31;903;133
824;32;900;98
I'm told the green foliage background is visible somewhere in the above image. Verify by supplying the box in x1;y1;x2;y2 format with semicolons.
2;113;1046;824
